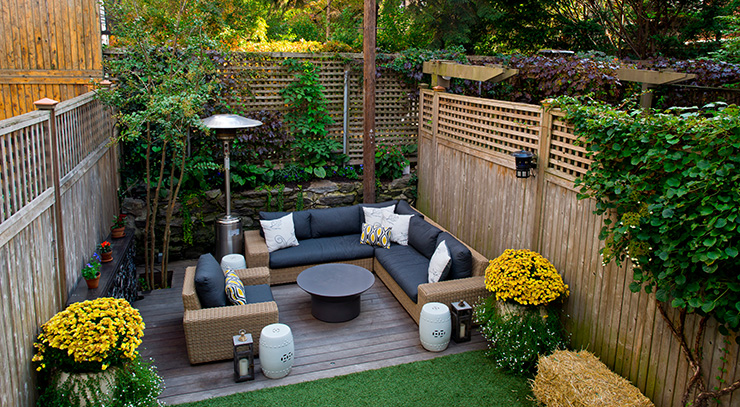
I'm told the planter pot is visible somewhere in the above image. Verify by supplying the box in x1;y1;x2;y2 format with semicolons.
58;367;117;406
85;274;101;289
101;252;113;263
111;227;125;239
496;301;547;319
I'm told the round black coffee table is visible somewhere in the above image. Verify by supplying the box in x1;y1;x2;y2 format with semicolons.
296;264;375;323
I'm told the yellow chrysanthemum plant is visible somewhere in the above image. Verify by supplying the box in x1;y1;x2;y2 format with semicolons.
484;249;570;306
33;297;145;373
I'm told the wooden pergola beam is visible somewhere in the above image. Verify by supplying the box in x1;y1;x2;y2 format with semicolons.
422;61;518;88
616;68;697;109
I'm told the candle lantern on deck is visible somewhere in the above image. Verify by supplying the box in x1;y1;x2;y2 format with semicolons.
512;150;535;179
450;300;473;343
202;114;263;261
233;330;254;382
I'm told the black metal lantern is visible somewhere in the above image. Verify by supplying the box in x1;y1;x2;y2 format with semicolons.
512;150;535;178
233;330;254;382
450;300;473;343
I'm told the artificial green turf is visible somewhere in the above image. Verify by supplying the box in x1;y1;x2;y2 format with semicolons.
177;350;538;407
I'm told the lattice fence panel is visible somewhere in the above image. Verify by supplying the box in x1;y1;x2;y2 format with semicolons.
56;94;112;177
548;110;590;179
0;112;50;223
224;53;417;164
420;91;434;135
436;93;542;156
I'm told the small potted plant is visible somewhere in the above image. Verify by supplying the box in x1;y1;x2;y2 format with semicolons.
81;255;102;289
98;241;112;263
111;214;127;238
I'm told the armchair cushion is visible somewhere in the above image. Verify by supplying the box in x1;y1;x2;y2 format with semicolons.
244;284;275;304
194;253;228;308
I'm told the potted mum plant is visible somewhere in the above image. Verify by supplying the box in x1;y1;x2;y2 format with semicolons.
99;240;113;263
81;254;102;289
33;298;162;406
111;214;127;238
474;249;570;375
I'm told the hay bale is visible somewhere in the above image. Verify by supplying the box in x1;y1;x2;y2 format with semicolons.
532;350;654;407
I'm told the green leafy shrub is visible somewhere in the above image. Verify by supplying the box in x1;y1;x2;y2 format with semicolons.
474;297;568;376
280;59;334;139
375;144;409;180
555;96;740;335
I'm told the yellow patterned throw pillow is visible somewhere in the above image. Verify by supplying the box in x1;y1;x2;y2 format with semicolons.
224;269;247;305
360;222;392;249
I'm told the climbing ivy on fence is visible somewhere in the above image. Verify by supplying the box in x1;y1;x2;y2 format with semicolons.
555;97;740;336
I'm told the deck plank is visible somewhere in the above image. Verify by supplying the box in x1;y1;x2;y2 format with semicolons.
133;260;488;405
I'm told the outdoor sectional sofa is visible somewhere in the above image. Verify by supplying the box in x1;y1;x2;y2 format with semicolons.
244;200;488;323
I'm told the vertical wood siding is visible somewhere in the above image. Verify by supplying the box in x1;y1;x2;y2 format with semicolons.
418;89;740;407
0;0;103;120
0;91;117;406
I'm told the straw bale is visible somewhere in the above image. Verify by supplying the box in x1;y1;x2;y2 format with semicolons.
531;350;654;407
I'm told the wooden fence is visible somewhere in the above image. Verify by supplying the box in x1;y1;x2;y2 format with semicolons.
220;52;417;164
0;91;117;406
0;0;103;120
417;89;740;407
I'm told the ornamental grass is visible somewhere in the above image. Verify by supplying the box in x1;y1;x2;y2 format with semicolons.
484;249;569;306
33;298;145;373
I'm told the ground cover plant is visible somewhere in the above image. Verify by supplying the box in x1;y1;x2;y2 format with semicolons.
556;96;740;406
177;350;537;407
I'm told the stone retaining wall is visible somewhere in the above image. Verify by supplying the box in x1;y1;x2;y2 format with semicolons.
122;175;416;260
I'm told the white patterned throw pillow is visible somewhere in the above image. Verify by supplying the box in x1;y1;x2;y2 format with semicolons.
363;206;395;228
382;213;413;246
260;213;299;253
428;240;451;283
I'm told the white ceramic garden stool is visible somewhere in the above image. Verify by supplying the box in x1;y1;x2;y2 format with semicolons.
220;254;247;272
419;302;451;352
259;323;294;379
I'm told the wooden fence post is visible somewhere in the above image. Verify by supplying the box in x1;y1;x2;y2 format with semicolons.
430;87;443;213
533;102;553;252
34;98;67;305
362;0;377;203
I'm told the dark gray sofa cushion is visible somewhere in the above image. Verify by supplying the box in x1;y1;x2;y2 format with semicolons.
375;244;429;302
260;210;311;240
436;232;473;280
396;200;424;219
309;205;361;238
269;235;374;269
408;216;443;259
194;253;227;308
244;284;275;304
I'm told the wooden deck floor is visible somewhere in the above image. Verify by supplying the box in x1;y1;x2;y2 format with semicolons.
133;260;488;405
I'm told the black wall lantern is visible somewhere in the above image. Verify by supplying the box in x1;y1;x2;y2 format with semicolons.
233;330;255;382
450;300;473;343
512;150;536;178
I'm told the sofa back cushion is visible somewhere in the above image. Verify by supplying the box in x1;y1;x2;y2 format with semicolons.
408;216;443;259
194;253;228;308
396;200;424;219
309;205;361;238
436;232;473;280
260;210;311;240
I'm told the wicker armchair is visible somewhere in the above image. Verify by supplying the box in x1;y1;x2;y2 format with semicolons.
182;266;279;364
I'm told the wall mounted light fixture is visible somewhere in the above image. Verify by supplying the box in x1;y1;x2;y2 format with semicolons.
512;150;536;178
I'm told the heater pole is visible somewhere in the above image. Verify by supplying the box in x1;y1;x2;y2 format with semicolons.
224;140;231;217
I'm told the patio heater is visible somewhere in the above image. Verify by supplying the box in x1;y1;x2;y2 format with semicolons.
202;114;263;261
